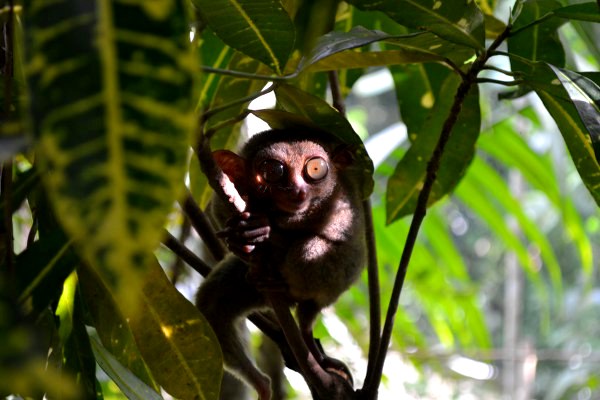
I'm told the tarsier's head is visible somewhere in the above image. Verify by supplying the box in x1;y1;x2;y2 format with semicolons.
213;129;352;224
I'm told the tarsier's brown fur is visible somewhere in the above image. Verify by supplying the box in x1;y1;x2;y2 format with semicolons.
196;129;366;399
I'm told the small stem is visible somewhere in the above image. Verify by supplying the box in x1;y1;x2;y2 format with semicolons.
201;65;300;81
201;83;278;124
482;65;516;76
1;162;14;274
328;71;345;115
203;110;250;140
476;78;523;86
362;199;381;387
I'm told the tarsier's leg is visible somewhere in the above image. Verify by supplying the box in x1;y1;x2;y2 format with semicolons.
196;255;271;400
296;301;353;384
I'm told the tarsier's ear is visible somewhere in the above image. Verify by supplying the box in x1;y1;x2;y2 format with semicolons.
212;150;247;184
331;144;357;169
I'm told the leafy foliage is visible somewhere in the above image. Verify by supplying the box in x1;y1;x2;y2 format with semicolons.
1;0;599;399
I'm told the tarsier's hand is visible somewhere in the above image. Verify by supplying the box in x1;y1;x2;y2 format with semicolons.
217;211;270;262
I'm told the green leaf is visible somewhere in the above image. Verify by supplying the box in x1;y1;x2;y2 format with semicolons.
524;62;600;206
91;337;163;400
386;74;480;222
547;65;600;162
390;63;451;142
347;0;485;50
305;27;474;72
192;0;294;75
271;84;374;199
552;2;600;23
78;264;159;393
196;30;233;110
508;0;565;75
15;229;78;315
128;259;223;400
56;271;78;342
62;291;102;399
23;1;196;311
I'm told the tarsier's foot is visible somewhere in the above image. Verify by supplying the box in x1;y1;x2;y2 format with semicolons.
321;355;354;386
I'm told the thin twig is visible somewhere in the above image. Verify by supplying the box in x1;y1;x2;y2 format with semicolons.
201;65;300;81
361;199;381;388
476;78;523;86
203;110;251;140
1;2;15;274
328;71;346;115
200;83;278;124
169;217;191;285
361;23;512;398
482;65;516;76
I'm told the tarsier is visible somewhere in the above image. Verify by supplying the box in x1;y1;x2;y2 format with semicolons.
196;128;366;399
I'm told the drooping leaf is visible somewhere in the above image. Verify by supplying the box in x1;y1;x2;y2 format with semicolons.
523;62;600;206
547;65;600;162
61;288;101;399
78;264;159;392
347;0;485;50
192;0;294;74
23;1;196;312
386;74;480;222
508;0;566;75
552;2;600;23
128;259;222;400
90;337;163;400
305;27;474;72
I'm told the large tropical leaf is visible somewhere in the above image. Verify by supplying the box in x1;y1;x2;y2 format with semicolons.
78;264;159;392
523;62;600;206
128;259;222;400
23;1;196;311
192;0;294;74
552;2;600;23
386;74;480;223
508;0;565;75
390;63;451;142
547;66;600;163
347;0;485;50
91;337;163;400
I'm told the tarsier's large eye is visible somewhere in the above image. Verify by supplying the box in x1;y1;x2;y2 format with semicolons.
258;159;285;183
305;157;328;181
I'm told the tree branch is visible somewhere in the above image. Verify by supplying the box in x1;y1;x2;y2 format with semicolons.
179;190;226;261
361;24;512;399
161;229;212;277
